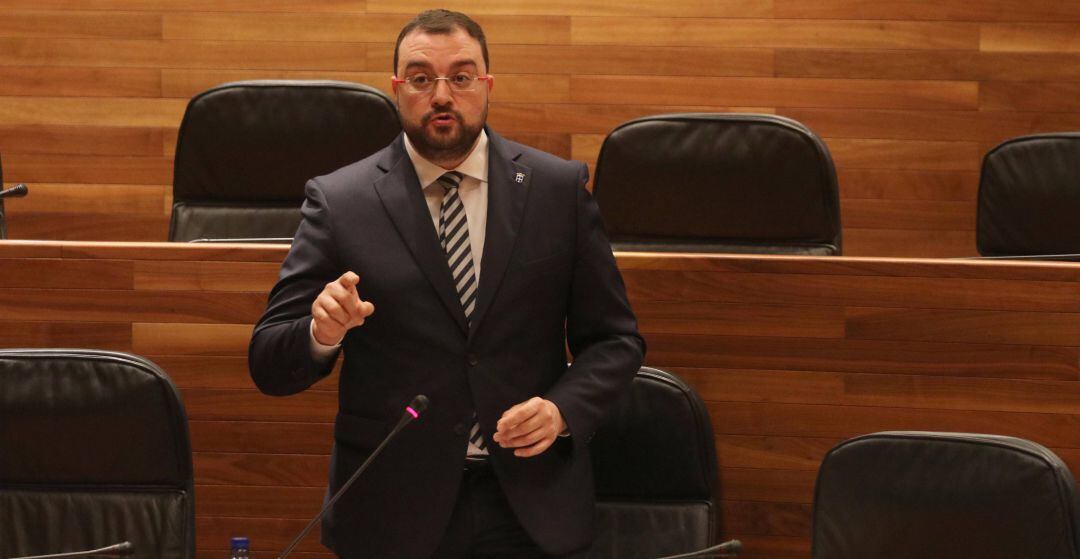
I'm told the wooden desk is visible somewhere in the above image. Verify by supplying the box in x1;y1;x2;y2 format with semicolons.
2;240;1078;559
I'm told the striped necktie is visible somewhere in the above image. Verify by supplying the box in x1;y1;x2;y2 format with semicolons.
437;171;487;456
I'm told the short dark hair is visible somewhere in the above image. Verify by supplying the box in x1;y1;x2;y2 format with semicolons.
393;9;490;74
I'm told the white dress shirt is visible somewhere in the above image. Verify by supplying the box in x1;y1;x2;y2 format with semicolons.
310;130;490;355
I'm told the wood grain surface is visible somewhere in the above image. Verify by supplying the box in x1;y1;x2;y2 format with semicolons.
2;240;1078;558
2;4;1079;257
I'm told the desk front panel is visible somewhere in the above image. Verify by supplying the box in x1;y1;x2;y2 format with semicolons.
2;241;1078;559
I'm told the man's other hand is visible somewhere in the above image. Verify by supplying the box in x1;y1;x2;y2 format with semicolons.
493;397;568;458
311;271;375;346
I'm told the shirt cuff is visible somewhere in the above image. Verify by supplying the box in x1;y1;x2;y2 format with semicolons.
310;320;342;360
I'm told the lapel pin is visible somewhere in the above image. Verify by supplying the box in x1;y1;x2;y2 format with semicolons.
515;172;525;183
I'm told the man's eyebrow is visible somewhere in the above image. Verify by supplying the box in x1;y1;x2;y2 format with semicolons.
401;58;482;74
402;61;433;73
449;58;479;69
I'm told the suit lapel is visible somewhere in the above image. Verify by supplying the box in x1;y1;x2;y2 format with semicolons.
373;136;469;335
470;130;530;339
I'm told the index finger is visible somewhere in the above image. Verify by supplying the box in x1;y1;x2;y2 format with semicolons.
338;271;360;290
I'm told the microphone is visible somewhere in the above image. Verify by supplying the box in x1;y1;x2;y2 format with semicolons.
276;395;430;559
10;541;134;559
0;184;28;199
656;539;743;559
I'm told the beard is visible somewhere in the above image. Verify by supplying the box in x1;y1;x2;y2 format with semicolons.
402;103;487;165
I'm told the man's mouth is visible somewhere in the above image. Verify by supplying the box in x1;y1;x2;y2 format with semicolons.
428;112;458;125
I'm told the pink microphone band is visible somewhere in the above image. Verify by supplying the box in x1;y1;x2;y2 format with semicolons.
406;407;419;419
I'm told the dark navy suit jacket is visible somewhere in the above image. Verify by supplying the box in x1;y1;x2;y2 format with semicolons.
249;128;644;558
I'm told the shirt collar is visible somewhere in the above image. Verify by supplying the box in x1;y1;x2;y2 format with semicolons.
403;129;489;189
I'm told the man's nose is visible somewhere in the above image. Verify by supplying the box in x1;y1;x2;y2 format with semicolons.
430;79;454;105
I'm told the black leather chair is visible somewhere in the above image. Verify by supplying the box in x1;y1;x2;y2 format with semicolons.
588;366;719;559
812;431;1080;559
169;80;401;242
0;349;195;559
593;113;842;255
977;133;1080;259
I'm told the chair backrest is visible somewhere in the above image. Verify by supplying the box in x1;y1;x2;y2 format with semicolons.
812;431;1080;559
593;113;842;255
169;80;401;242
977;133;1080;258
0;349;195;559
587;367;718;559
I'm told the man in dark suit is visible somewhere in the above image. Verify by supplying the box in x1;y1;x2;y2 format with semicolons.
249;9;644;559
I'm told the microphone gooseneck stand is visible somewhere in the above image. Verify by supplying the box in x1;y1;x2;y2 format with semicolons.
276;394;430;559
9;541;134;559
656;539;743;559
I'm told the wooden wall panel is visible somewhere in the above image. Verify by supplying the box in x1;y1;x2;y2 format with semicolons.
835;169;978;202
569;76;979;110
981;23;1080;52
11;184;167;214
366;0;774;18
0;11;162;40
162;13;572;45
3;320;132;350
134;260;280;291
1;242;1078;558
2;3;1078;256
493;45;776;76
843;229;976;258
775;50;1080;82
0;67;161;98
0;97;184;127
0;125;165;156
5;212;170;241
0;258;132;288
840;199;974;231
132;322;255;355
826;138;981;171
189;420;332;454
621;270;1080;312
570;18;981;50
773;0;1080;22
644;334;1079;380
980;82;1080;112
0;1;366;11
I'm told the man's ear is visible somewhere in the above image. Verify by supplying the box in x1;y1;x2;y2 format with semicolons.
486;74;495;92
391;75;399;95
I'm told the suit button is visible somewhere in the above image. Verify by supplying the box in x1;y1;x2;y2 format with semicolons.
467;354;478;366
453;423;467;435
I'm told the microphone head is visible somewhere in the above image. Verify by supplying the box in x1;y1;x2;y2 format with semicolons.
407;394;429;417
403;394;427;420
0;183;28;198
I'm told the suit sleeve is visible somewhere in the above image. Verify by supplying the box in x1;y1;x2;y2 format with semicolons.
545;164;646;446
248;178;342;396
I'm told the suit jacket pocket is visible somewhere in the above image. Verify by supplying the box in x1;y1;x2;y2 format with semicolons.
334;411;389;452
515;243;571;269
